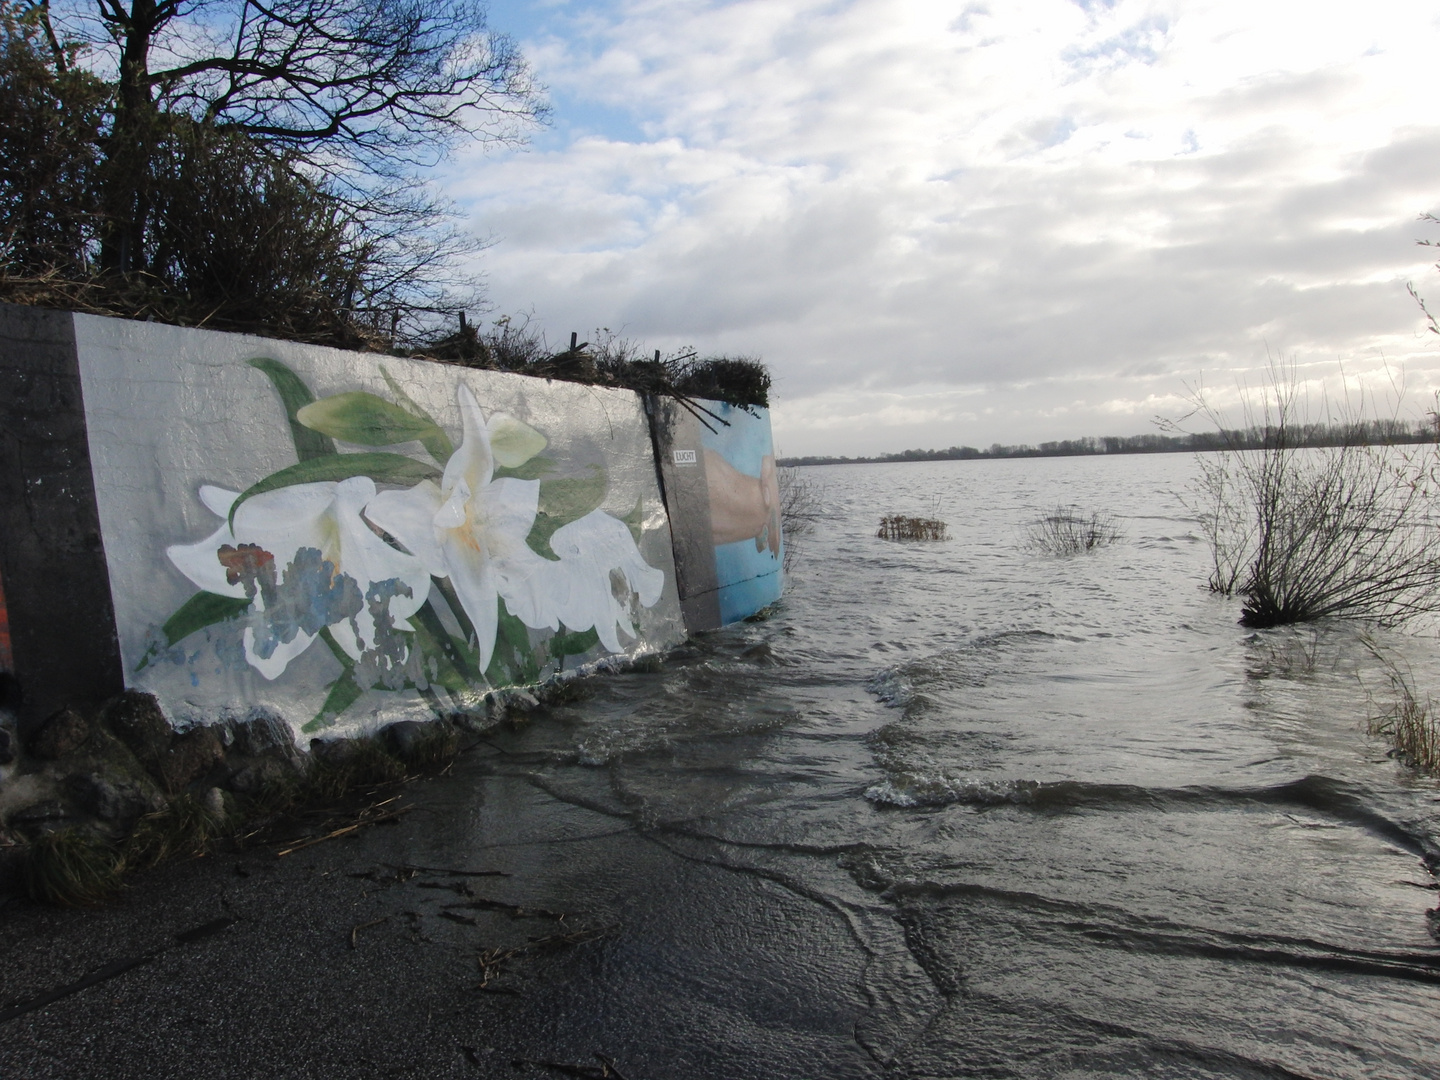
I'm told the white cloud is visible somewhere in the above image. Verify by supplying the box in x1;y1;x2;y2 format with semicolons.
458;0;1440;455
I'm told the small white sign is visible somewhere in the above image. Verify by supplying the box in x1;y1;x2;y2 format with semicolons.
672;449;698;466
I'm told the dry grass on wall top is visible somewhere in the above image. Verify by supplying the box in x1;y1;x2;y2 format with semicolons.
878;515;948;541
413;321;773;409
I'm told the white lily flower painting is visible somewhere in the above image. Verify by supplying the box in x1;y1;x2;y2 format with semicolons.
165;477;431;682
143;358;674;734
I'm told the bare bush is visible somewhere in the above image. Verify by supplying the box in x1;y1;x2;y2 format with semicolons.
1180;360;1440;628
1027;506;1122;556
777;467;823;571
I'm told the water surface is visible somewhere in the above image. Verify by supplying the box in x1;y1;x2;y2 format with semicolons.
482;454;1440;1078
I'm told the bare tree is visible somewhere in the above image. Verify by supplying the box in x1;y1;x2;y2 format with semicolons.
1;0;543;342
0;2;107;273
40;0;544;275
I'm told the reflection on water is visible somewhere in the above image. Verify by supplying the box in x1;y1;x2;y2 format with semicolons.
488;454;1440;1078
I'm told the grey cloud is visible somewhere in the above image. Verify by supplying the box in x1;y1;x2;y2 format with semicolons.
461;0;1440;453
1203;67;1360;120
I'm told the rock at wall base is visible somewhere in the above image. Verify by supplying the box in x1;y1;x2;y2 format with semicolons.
227;714;298;760
157;728;225;794
102;691;171;764
26;709;91;761
223;756;298;796
66;772;164;823
380;720;459;765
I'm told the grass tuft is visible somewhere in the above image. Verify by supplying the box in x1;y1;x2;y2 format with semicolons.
778;467;823;571
122;793;224;872
1365;647;1440;775
307;739;408;802
394;726;460;769
23;830;125;907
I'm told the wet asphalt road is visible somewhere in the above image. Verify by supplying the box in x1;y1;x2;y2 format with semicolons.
0;748;878;1080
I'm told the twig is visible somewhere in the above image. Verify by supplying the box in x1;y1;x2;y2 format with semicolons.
510;1057;627;1079
468;983;522;996
275;807;413;856
349;916;388;948
594;1053;632;1079
392;863;509;877
445;898;568;921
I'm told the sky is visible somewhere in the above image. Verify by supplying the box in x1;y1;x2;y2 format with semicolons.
450;0;1440;458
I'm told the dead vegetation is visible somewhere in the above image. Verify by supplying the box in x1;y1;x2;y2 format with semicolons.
509;1053;632;1079
122;792;225;872
1027;506;1123;556
20;829;125;908
877;515;948;541
416;321;772;411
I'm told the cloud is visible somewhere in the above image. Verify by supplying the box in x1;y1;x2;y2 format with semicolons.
456;0;1440;455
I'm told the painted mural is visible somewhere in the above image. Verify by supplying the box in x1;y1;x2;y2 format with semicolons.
700;403;785;625
71;316;686;738
651;398;784;630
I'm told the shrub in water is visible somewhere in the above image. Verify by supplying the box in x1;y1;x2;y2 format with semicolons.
877;515;947;541
1027;506;1122;556
778;467;823;570
1184;361;1440;627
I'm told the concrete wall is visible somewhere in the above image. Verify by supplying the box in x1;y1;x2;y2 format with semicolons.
0;306;783;744
0;306;125;732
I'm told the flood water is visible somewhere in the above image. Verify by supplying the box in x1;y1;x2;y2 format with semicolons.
477;453;1440;1078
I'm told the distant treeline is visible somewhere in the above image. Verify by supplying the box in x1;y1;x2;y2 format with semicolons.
778;419;1437;467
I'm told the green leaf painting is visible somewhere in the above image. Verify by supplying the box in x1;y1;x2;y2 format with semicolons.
379;367;455;464
547;626;600;660
527;464;609;560
248;358;336;462
485;598;542;687
413;600;481;685
489;415;547;468
493;455;557;482
136;590;252;670
620;496;645;545
297;392;455;463
305;669;364;733
229;452;442;527
163;591;251;647
410;616;475;696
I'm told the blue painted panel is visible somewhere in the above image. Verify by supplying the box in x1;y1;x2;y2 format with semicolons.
700;403;784;624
